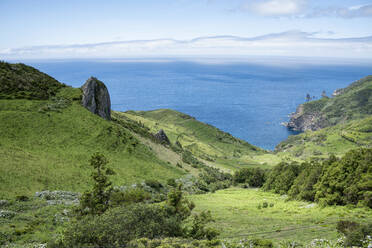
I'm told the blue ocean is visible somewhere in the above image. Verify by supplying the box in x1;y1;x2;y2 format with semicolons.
27;60;371;150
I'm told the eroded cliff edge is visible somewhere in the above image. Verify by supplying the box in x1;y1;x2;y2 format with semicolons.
286;75;372;132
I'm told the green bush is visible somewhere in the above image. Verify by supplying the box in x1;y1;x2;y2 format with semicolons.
233;168;266;187
128;238;221;248
265;148;372;208
167;178;177;187
315;148;372;207
110;187;152;206
288;160;325;201
15;195;29;202
186;211;219;240
167;184;195;220
249;238;273;248
145;179;164;190
182;150;204;168
196;166;232;193
263;162;302;194
336;220;372;247
76;153;113;216
224;238;274;248
50;204;183;248
51;185;214;248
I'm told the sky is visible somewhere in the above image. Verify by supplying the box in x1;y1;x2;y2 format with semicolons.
1;0;372;60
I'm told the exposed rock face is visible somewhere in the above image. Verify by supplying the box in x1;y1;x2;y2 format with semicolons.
154;129;170;145
286;105;324;132
0;200;9;207
35;190;80;205
0;210;16;219
81;77;111;120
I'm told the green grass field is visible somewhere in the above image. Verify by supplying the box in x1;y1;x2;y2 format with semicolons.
189;188;371;244
0;95;184;199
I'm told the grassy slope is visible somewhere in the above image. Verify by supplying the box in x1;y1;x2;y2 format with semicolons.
276;116;372;160
120;109;283;171
190;188;371;244
0;88;184;199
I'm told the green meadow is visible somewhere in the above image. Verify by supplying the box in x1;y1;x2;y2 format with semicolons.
0;94;184;199
189;188;371;244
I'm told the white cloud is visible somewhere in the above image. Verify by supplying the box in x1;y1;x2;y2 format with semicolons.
1;31;372;60
237;1;372;19
304;4;372;18
246;0;306;16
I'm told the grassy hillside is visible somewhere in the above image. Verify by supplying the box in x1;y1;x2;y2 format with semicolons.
119;109;283;171
276;116;372;160
0;63;185;199
287;75;372;131
189;188;371;245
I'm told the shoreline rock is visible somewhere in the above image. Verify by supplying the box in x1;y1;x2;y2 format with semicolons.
285;104;324;132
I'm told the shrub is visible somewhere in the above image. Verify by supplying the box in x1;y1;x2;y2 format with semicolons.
233;168;266;187
197;166;232;192
186;211;219;240
264;148;372;208
336;220;372;247
15;195;29;202
249;238;273;248
51;204;183;248
263;162;302;194
315;148;372;207
167;178;177;187
128;238;220;248
77;153;113;216
144;179;163;190
167;184;195;220
182;150;204;168
288;160;324;201
110;187;151;206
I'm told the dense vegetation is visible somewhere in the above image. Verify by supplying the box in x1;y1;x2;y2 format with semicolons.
233;167;266;187
264;148;372;208
49;155;218;247
0;61;65;100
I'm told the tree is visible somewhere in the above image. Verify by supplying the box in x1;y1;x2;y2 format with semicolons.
78;153;114;215
306;93;311;102
166;184;195;220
